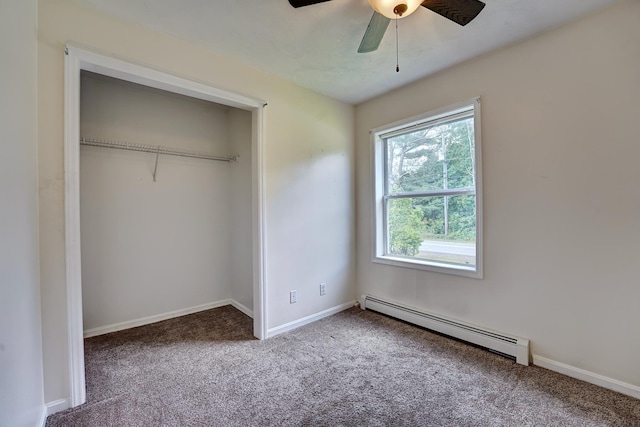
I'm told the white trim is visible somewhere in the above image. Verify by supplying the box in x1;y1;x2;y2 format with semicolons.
266;301;356;338
252;105;268;340
370;97;483;279
38;406;47;427
64;43;268;408
369;99;479;136
532;355;640;400
41;398;72;424
372;255;480;278
46;398;71;415
83;300;243;338
64;41;263;110
231;300;254;319
64;43;86;408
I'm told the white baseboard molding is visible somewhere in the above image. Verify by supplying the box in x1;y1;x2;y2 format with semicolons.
83;299;248;338
533;355;640;400
38;406;47;427
266;301;356;338
42;398;71;425
230;300;253;318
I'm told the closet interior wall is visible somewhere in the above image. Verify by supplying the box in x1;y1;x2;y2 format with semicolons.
79;71;252;332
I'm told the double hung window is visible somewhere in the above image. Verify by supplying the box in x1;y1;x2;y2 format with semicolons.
372;98;482;278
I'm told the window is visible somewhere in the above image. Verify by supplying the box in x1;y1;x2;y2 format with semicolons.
372;98;482;278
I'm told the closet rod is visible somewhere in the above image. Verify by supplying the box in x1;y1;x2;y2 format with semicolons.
80;137;238;162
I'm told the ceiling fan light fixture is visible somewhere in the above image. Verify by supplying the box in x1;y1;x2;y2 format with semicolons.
368;0;422;19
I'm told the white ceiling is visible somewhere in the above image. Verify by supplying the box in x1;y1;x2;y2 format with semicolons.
76;0;617;104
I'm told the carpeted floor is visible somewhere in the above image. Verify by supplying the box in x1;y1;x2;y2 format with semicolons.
47;305;640;426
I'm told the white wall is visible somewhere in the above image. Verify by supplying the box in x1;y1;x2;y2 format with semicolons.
80;73;251;330
228;108;254;311
0;0;45;425
356;0;640;389
38;0;355;403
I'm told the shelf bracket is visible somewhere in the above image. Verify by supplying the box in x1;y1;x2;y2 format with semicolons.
152;148;160;182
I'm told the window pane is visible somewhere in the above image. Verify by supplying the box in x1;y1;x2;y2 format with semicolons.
387;195;476;267
386;197;427;257
374;99;481;277
386;116;475;194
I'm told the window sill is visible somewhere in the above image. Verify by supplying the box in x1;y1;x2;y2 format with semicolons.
372;255;482;279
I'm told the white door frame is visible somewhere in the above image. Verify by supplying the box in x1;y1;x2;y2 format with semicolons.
64;43;268;407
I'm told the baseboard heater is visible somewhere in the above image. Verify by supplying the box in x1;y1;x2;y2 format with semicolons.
360;295;530;366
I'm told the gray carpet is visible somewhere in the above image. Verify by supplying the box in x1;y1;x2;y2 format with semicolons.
47;305;640;426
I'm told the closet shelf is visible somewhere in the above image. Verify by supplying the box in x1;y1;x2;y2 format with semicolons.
80;137;238;162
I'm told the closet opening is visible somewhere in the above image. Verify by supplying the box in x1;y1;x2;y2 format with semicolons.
64;44;267;408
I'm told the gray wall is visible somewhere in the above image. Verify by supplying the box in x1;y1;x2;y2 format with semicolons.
38;0;355;403
0;0;45;425
356;0;640;389
80;74;253;331
228;108;254;311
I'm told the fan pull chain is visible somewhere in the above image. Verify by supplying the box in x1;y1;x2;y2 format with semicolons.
395;16;400;72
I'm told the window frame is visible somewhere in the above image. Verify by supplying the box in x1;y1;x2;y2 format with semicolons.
371;97;483;279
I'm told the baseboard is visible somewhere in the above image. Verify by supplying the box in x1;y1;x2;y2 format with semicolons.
266;301;356;338
230;300;253;318
84;299;244;338
42;398;71;424
533;355;640;400
38;406;47;427
361;294;530;366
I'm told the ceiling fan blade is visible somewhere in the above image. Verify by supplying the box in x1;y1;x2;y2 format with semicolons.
421;0;486;26
358;12;391;53
288;0;332;7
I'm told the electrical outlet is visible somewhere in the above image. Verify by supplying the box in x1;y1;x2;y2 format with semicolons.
320;283;326;296
290;290;297;304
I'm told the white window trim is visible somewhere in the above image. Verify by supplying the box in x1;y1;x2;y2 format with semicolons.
371;97;483;279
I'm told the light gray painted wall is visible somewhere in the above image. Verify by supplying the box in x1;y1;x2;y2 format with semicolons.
355;0;640;388
228;108;253;311
0;0;45;425
38;0;355;402
80;73;252;330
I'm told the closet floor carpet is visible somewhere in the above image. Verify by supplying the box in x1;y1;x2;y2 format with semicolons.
46;305;640;426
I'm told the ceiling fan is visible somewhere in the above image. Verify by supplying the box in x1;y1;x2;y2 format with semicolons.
288;0;485;53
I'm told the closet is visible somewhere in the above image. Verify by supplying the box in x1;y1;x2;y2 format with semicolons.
79;71;253;334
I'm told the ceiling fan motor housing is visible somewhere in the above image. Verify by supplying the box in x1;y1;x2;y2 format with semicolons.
394;4;408;16
368;0;423;19
289;0;487;53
